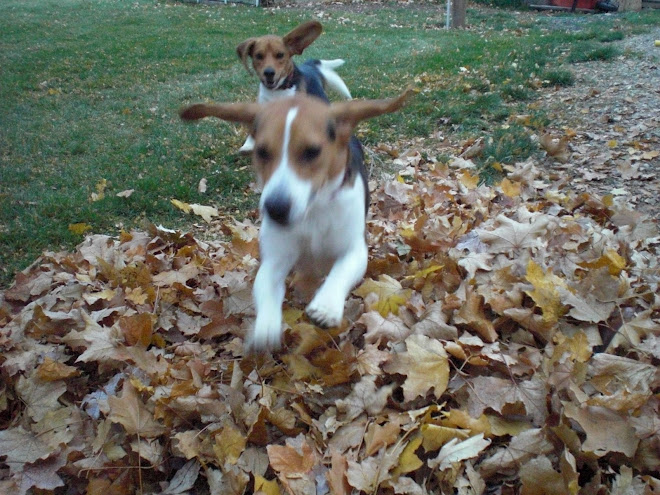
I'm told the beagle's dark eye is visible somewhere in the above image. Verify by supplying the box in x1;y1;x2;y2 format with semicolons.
256;146;271;162
275;52;285;59
255;53;265;61
301;146;321;162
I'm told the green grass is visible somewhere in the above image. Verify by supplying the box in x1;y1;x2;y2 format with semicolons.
1;0;659;287
568;43;619;63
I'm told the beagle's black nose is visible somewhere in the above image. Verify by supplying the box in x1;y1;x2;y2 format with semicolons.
264;194;291;226
263;67;276;80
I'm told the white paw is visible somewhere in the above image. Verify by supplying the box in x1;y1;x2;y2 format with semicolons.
238;137;255;154
305;297;344;329
246;318;282;352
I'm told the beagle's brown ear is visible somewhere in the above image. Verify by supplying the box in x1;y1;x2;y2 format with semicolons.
180;102;261;126
282;21;323;55
329;88;414;134
236;38;258;74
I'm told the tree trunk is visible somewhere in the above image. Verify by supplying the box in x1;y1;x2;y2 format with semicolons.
450;0;467;28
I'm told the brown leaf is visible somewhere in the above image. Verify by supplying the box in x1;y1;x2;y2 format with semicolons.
0;427;53;468
15;374;66;422
562;402;638;457
35;357;80;381
326;449;350;495
108;380;165;438
336;375;394;421
119;313;153;347
467;375;547;425
383;334;450;402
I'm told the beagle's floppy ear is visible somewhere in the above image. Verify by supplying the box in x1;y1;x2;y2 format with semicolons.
180;102;261;126
236;38;258;74
329;88;414;137
282;21;323;55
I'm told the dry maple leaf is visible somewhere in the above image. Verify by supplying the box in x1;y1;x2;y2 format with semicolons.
15;373;67;422
519;455;569;495
453;287;498;342
346;453;397;494
354;274;412;317
479;428;554;478
107;379;165;438
478;212;550;253
467;375;548;426
161;459;200;495
428;433;491;472
562;402;639;457
336;375;394;421
359;311;411;344
0;426;54;468
214;422;247;466
383;334;450;402
524;260;568;324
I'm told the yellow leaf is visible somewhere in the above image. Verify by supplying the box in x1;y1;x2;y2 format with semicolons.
500;178;521;198
421;424;470;452
607;140;618;148
487;415;533;437
171;198;192;214
439;410;491;437
524;260;568;324
578;249;626;276
171;199;218;222
90;179;107;202
354;274;412;317
394;434;423;475
491;162;503;172
459;170;479;190
68;223;92;235
214;423;246;465
189;203;218;223
254;475;280;495
282;308;304;326
404;264;443;281
125;287;149;305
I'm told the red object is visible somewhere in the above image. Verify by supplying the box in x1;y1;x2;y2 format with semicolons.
551;0;597;8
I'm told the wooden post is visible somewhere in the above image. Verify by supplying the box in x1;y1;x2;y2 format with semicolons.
450;0;467;28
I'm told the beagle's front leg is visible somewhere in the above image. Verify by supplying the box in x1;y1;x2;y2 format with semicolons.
249;250;297;351
306;239;368;329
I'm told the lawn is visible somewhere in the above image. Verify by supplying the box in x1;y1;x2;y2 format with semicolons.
1;0;658;287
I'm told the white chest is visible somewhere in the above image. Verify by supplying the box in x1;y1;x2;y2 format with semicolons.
258;84;298;104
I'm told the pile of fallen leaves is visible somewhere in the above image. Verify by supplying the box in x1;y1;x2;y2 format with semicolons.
1;152;658;494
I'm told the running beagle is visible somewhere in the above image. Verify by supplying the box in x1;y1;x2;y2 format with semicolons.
181;90;410;350
236;20;352;153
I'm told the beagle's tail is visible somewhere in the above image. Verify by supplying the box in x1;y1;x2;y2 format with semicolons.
317;59;352;100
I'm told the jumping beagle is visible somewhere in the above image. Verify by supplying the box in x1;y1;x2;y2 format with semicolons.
236;20;352;153
181;90;410;350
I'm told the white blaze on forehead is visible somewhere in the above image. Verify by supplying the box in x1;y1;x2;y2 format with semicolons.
260;105;313;224
280;106;299;168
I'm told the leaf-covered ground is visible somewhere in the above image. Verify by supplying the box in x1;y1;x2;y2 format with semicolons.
1;133;659;493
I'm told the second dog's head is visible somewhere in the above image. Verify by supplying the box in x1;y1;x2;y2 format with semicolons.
236;21;322;90
181;91;412;227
